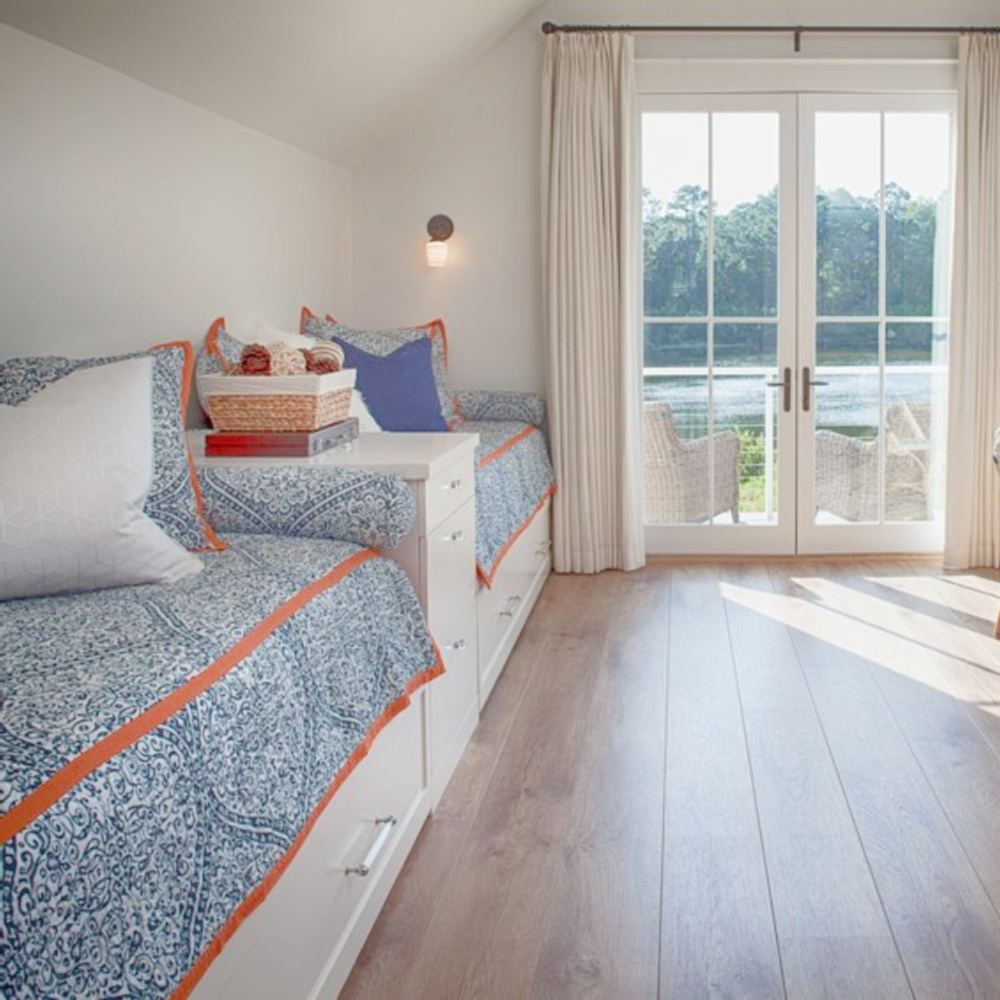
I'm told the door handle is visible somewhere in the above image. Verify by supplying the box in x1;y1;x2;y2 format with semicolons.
765;367;792;413
802;366;829;412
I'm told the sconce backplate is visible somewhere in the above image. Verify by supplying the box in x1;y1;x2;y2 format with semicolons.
427;214;454;241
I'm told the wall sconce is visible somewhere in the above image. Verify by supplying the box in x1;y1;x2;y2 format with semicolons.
426;214;454;268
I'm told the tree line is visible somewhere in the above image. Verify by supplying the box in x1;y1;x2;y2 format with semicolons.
643;184;942;367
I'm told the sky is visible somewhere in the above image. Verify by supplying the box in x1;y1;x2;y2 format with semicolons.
642;111;951;214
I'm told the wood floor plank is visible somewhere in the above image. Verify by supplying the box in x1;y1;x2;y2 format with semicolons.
392;578;619;999
724;563;911;999
529;566;669;999
661;564;785;1000
341;588;552;997
831;561;1000;910
340;560;1000;1000
772;562;1000;999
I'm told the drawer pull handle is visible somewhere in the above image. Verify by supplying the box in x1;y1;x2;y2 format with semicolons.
448;529;465;542
446;638;467;652
499;595;522;618
345;816;397;878
445;479;464;491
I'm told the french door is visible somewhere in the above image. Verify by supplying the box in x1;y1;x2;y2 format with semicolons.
641;93;953;556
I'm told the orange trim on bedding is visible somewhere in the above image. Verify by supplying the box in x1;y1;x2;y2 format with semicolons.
156;338;226;553
426;318;448;367
300;305;317;334
0;549;379;845
476;485;556;588
173;645;445;1000
203;317;229;368
478;424;538;470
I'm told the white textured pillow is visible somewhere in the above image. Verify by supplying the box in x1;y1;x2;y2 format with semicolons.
350;390;381;433
239;320;316;351
0;357;203;600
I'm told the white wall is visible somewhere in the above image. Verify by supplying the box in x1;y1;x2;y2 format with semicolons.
0;24;352;361
350;15;545;394
349;0;993;396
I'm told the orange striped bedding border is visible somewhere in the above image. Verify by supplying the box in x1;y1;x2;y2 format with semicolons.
477;424;538;470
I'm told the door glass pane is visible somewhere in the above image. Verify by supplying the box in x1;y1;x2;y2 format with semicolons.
716;324;779;521
885;113;951;316
884;322;947;522
814;323;879;524
713;113;779;317
815;113;880;316
643;108;784;529
643;325;724;526
812;107;949;532
643;114;709;318
644;322;707;370
816;322;878;365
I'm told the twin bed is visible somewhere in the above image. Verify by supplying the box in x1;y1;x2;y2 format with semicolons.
0;327;555;998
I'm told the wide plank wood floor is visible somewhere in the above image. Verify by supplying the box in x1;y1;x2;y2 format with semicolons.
341;559;1000;999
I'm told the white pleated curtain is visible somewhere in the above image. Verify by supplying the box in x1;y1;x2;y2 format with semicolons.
944;33;1000;569
541;31;645;574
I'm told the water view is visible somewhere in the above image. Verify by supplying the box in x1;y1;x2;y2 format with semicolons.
645;368;947;438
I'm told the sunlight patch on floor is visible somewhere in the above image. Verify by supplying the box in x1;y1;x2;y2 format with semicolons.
718;576;1000;705
869;573;1000;626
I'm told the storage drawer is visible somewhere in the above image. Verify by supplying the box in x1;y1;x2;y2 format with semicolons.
419;452;475;536
192;699;428;1000
422;499;479;805
424;498;478;649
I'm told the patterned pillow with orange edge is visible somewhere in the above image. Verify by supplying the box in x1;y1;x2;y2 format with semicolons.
300;307;458;428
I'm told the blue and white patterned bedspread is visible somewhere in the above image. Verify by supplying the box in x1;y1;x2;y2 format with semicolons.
467;421;556;586
0;535;441;998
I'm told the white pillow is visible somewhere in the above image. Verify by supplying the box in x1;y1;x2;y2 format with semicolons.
0;357;203;600
236;319;316;351
350;390;381;433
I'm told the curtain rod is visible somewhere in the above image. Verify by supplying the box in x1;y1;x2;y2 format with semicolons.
540;21;999;53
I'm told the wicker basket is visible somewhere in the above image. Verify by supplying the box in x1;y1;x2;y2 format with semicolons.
200;370;356;432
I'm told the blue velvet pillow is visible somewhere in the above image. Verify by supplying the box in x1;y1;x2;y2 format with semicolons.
337;335;449;432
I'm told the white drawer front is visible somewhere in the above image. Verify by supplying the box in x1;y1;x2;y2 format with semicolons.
424;499;477;643
195;700;427;1000
422;499;479;804
420;453;475;535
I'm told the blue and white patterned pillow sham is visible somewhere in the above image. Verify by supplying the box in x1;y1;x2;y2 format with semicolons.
198;465;417;550
456;389;546;428
195;318;244;414
303;313;457;428
0;343;220;552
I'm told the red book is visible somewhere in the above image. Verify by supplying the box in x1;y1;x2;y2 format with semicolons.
205;418;359;457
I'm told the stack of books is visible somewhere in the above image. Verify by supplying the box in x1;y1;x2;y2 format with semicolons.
204;417;359;457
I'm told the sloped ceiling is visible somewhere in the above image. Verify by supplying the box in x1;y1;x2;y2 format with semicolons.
0;0;548;164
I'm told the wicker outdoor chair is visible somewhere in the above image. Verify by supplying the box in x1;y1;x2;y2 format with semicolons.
643;402;741;524
814;401;932;522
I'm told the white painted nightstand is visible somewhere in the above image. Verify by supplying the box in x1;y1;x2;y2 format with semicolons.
190;430;481;810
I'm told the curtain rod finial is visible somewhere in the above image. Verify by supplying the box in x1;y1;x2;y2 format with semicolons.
542;21;557;35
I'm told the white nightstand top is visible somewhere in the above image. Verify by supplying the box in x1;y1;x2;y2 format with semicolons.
188;429;479;481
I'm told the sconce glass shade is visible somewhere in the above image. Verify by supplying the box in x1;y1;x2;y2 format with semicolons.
426;240;449;268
